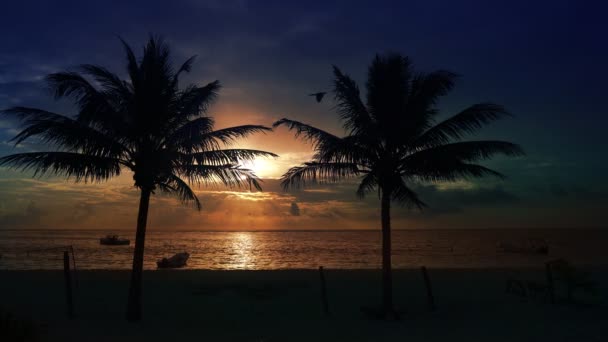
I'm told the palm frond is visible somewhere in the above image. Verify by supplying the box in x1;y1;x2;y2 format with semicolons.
175;55;196;76
280;162;360;190
198;125;272;147
78;64;131;98
141;35;171;77
332;66;373;134
2;107;128;158
356;172;378;198
365;54;412;123
45;71;125;134
313;135;371;166
394;69;459;139
408;162;505;182
0;152;121;183
414;103;511;148
186;149;278;165
391;179;427;209
171;81;220;124
158;174;201;210
404;141;524;165
273;118;340;150
118;37;139;84
178;164;262;191
408;70;459;108
166;116;216;152
46;71;97;101
171;55;197;89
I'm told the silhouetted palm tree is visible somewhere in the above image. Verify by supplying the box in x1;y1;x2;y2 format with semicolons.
0;37;277;321
274;54;523;318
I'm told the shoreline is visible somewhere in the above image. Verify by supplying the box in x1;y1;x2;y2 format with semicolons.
3;264;608;271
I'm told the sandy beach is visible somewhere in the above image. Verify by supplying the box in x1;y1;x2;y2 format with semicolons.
1;268;606;341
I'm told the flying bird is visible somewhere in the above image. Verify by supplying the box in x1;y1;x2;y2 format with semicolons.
309;92;327;103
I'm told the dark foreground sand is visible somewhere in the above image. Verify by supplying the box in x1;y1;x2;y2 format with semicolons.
1;268;607;341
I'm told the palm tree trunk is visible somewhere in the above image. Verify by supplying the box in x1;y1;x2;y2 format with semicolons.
126;187;151;322
381;189;393;316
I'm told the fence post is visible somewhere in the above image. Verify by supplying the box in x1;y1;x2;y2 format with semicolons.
421;266;436;311
63;251;74;318
319;266;330;315
545;262;555;304
69;245;78;288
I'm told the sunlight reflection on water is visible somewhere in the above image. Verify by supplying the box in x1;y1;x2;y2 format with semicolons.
225;232;255;269
0;229;607;270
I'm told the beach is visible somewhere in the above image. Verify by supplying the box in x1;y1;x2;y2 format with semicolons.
1;268;606;341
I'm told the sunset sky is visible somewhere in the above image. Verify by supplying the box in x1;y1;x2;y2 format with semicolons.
1;0;607;230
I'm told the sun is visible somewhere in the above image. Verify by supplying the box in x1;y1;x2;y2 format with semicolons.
245;157;277;179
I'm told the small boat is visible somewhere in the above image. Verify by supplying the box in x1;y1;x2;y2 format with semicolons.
157;252;190;269
498;238;548;255
99;235;130;246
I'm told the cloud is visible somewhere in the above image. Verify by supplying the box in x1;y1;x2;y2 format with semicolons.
546;183;608;200
0;120;13;129
0;200;47;228
72;202;95;221
408;184;520;217
0;170;603;230
523;182;608;201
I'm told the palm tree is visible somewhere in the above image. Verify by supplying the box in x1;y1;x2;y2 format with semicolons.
0;37;277;321
274;54;523;318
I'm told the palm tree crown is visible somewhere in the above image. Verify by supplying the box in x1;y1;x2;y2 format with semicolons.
275;54;522;205
274;53;523;316
1;37;276;206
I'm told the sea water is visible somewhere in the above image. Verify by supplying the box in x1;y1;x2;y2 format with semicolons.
0;229;606;270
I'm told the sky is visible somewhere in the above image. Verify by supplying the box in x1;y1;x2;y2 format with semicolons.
0;0;607;230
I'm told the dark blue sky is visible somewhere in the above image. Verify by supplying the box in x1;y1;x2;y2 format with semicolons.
1;0;607;229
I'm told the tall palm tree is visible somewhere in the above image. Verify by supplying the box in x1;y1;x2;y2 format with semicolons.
0;37;277;321
274;54;523;318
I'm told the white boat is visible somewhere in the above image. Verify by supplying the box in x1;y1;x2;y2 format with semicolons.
157;252;189;268
99;235;130;245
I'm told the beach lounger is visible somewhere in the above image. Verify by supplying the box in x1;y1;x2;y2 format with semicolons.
547;259;598;303
506;259;599;304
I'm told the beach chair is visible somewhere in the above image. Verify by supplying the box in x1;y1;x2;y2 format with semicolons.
505;273;550;301
505;275;528;298
505;259;598;304
546;259;598;303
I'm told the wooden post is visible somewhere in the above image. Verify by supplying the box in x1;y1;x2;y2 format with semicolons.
69;245;78;288
545;262;555;304
421;266;436;311
63;251;74;318
319;266;330;315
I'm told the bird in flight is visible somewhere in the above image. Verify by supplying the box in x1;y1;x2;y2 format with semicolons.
308;92;327;103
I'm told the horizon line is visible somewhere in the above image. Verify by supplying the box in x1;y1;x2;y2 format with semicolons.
0;227;606;232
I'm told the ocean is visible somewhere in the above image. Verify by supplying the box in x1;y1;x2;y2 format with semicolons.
0;229;606;270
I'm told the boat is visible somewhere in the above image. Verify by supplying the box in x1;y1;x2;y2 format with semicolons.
497;238;548;255
157;252;190;268
99;235;130;246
